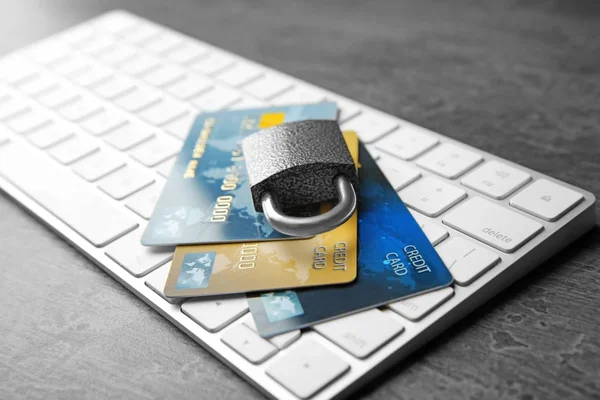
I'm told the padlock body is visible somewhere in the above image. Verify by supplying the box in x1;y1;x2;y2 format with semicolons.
242;120;359;212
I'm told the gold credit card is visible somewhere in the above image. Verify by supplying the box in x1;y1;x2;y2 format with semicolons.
163;131;359;298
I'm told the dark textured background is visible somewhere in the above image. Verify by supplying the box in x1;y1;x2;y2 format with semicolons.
0;0;599;399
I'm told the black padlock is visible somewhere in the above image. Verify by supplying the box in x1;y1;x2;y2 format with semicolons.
241;119;359;236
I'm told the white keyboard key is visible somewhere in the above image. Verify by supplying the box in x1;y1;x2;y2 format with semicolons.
243;74;293;100
0;96;30;120
37;85;80;108
190;51;235;75
399;176;466;217
462;161;531;200
377;156;421;190
216;63;262;87
106;229;173;277
91;75;136;99
141;63;185;87
165;74;212;100
142;32;184;54
98;165;154;200
144;263;183;304
271;86;326;106
120;53;161;76
72;151;126;182
138;99;188;126
244;317;301;350
166;42;209;65
388;287;454;321
0;142;137;247
27;123;74;149
221;324;278;364
375;125;439;160
330;97;361;123
417;143;483;179
314;309;404;359
59;96;103;122
0;57;39;84
181;296;249;333
156;157;176;178
443;197;544;253
164;112;196;140
125;181;163;219
227;96;268;111
114;86;162;112
0;127;9;146
436;237;501;285
26;41;69;65
52;56;90;76
341;111;398;143
409;209;449;246
18;73;59;96
94;12;138;35
104;122;154;151
81;108;128;136
124;23;160;44
49;135;98;165
72;64;112;87
366;145;381;160
191;86;241;112
77;35;114;55
6;109;52;134
96;42;137;65
266;339;349;399
510;179;584;222
129;136;181;167
57;25;94;45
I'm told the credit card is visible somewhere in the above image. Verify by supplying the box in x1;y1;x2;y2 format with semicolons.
142;103;338;246
248;144;454;337
163;131;360;298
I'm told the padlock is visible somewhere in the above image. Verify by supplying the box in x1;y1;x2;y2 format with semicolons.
242;119;359;237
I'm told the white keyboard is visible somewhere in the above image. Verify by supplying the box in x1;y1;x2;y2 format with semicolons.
0;10;595;400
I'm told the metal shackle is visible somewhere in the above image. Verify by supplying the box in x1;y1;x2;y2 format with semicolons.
261;174;357;237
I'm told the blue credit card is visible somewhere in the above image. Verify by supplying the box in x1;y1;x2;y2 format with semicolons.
248;144;454;337
141;103;338;246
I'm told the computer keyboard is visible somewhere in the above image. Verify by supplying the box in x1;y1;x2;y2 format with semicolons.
0;10;595;400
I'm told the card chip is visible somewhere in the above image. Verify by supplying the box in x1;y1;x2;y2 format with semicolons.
259;112;285;128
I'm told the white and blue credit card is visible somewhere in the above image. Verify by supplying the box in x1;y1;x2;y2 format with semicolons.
141;103;337;246
248;144;454;337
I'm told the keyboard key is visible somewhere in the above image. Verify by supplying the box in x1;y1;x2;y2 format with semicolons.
510;179;584;222
165;74;212;100
341;111;398;143
17;73;59;96
190;51;235;75
52;55;90;76
375;125;439;160
156;157;176;178
138;99;189;126
377;156;421;190
244;317;301;350
314;309;404;359
266;339;349;399
165;42;209;65
37;85;80;108
144;263;183;304
164;113;195;140
216;63;262;87
271;86;326;106
366;145;380;160
191;86;241;111
181;296;249;333
49;136;99;165
96;42;137;65
221;324;278;364
0;57;39;84
94;11;138;35
72;151;126;182
57;25;94;46
329;97;361;123
129;136;181;167
6;109;52;134
27;123;74;149
120;53;161;76
399;176;466;217
462;161;531;200
81;108;128;136
124;23;160;44
105;229;173;277
114;86;162;112
59;96;103;122
125;181;163;219
417;143;483;179
142;31;184;54
91;75;136;99
104;122;155;151
243;74;293;100
72;64;112;87
388;287;454;321
443;197;544;253
77;35;114;55
436;237;501;285
140;63;185;87
0;142;137;247
0;126;9;146
227;96;268;110
409;209;449;246
25;40;70;65
0;96;30;120
98;165;155;200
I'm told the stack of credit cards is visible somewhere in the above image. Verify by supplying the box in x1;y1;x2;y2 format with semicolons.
142;103;453;337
